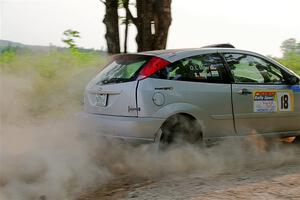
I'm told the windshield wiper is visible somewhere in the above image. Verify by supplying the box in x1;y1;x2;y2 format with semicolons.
100;78;129;85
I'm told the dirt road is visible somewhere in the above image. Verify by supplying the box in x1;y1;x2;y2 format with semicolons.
78;143;300;200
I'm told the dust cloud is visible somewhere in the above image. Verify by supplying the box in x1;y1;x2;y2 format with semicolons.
1;72;299;200
0;73;112;200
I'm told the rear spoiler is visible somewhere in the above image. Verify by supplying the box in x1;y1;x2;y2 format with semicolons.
202;43;235;48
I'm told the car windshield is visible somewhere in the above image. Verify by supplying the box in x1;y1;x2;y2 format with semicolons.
94;55;151;85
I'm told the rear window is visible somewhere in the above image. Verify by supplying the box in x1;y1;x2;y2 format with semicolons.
95;55;151;85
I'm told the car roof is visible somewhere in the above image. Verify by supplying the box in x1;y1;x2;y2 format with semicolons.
138;48;264;63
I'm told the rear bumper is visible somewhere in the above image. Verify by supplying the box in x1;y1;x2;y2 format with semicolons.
76;112;165;143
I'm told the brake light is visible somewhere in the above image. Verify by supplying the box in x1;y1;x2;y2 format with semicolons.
138;57;170;79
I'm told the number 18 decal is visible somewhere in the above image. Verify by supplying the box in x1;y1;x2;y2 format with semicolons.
277;91;294;112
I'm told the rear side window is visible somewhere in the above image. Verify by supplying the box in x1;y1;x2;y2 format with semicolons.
151;54;228;83
95;55;151;85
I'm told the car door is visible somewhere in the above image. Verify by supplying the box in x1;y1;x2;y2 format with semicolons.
222;52;300;136
137;53;236;139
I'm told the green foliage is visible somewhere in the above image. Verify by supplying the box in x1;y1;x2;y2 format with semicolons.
0;49;107;116
275;38;300;75
61;29;93;60
280;38;300;56
0;46;18;63
275;52;300;75
62;29;81;56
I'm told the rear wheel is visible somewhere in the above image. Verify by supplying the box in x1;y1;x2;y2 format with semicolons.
159;114;202;148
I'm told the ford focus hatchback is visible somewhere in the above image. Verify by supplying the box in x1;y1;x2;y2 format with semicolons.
80;44;300;146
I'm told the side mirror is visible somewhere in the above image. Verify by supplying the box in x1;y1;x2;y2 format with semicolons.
287;76;299;85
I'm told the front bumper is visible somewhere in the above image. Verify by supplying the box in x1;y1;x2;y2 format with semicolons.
76;112;165;143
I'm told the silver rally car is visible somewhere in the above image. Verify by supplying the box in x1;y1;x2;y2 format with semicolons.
80;44;300;145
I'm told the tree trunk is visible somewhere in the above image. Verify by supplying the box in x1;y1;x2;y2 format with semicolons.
133;0;172;52
123;0;129;53
153;0;172;50
103;0;120;54
135;0;155;52
110;0;172;52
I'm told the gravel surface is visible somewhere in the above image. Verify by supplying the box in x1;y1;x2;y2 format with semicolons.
78;143;300;200
122;163;300;200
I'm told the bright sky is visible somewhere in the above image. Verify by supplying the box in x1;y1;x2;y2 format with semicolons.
1;0;300;57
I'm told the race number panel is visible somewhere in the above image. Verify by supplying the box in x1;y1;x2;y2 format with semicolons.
277;91;293;112
253;90;294;113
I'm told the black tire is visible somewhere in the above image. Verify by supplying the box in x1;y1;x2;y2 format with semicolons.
159;115;202;147
294;136;300;144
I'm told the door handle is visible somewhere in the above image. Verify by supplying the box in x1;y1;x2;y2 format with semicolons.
238;88;252;95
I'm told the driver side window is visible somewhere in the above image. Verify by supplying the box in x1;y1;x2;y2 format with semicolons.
223;53;286;84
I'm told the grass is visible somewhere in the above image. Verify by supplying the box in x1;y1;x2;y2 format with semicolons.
0;48;107;116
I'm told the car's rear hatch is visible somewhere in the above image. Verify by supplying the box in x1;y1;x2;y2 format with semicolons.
84;54;152;117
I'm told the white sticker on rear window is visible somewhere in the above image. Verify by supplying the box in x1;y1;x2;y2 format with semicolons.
210;70;219;77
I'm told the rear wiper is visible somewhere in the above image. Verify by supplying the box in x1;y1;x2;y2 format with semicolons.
101;78;128;84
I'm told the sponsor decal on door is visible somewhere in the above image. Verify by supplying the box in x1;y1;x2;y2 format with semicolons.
253;90;294;112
